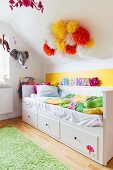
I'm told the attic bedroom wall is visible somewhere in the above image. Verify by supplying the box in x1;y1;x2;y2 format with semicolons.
0;21;43;119
8;0;113;75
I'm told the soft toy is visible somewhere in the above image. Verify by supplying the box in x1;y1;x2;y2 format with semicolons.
10;49;29;69
84;96;103;108
0;34;10;52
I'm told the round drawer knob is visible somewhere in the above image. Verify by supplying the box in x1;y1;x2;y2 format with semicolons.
46;124;48;126
28;115;30;118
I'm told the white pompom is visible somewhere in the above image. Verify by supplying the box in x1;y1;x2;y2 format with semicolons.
65;33;75;46
76;45;89;58
47;39;56;49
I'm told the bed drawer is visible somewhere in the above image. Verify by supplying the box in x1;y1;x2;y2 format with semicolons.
38;114;60;139
22;108;38;128
60;122;98;159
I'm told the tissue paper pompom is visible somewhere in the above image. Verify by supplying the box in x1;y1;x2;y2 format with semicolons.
87;39;94;48
67;20;79;33
51;20;67;40
43;43;55;56
73;27;90;45
56;39;66;51
65;33;75;46
66;45;77;55
47;40;56;49
76;45;89;58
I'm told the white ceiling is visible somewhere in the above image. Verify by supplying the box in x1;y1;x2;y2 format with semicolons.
0;0;113;67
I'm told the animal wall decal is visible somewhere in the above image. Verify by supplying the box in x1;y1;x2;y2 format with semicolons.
10;49;29;69
0;34;10;52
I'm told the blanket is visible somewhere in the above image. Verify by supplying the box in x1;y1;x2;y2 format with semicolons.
38;95;103;115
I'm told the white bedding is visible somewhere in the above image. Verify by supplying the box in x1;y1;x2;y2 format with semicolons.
23;96;103;127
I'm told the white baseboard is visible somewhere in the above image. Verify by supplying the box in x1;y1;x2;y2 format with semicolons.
0;112;21;121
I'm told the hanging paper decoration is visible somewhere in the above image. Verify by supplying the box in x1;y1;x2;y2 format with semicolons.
43;42;55;56
87;39;94;48
55;39;66;52
43;19;94;57
76;45;89;58
66;45;77;55
9;0;44;13
72;27;90;45
51;20;67;40
65;33;75;46
67;20;79;33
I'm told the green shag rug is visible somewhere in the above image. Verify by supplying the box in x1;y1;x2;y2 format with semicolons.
0;127;71;170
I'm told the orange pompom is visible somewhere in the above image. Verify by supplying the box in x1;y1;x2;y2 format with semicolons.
66;45;77;55
73;27;90;45
43;43;55;56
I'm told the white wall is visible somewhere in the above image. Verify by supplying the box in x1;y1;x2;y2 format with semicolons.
0;21;43;118
0;1;113;91
2;0;112;74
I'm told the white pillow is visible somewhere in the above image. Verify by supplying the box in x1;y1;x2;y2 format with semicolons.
36;85;59;97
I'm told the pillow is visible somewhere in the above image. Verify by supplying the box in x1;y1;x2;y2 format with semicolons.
36;85;59;97
34;82;51;94
83;107;103;115
84;96;103;108
63;94;75;98
73;95;88;103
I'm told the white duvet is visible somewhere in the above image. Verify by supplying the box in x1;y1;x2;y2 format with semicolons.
23;95;103;127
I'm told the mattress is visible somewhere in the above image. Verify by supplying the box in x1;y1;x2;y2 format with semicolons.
23;96;103;127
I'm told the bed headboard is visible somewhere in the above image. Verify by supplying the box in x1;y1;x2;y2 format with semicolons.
58;85;113;96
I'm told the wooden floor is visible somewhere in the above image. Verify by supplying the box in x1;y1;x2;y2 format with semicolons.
0;117;113;170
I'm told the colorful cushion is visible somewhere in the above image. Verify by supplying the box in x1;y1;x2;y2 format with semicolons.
34;82;51;94
84;96;103;108
83;107;103;115
36;85;59;97
73;95;88;103
59;100;71;108
63;94;75;98
75;103;85;112
68;102;78;110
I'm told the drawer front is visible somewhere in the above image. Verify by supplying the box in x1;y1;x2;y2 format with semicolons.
60;122;98;159
38;114;59;139
22;109;38;128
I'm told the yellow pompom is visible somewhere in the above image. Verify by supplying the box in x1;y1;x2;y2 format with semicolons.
67;20;79;33
87;39;94;48
51;20;67;40
56;39;66;51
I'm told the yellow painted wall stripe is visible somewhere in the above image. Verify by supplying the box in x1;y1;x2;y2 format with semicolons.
46;68;113;86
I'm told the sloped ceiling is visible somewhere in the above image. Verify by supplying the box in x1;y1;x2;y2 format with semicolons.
0;0;113;67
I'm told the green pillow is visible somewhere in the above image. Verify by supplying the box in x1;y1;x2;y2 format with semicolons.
60;100;71;108
63;94;75;98
75;103;85;112
84;96;103;108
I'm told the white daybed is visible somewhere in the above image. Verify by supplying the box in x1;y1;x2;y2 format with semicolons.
22;85;113;165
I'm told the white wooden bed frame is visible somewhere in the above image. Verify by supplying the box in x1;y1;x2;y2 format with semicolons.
22;85;113;165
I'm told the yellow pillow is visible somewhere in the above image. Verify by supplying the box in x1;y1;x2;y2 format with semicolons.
73;95;88;103
83;107;103;115
47;98;61;105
